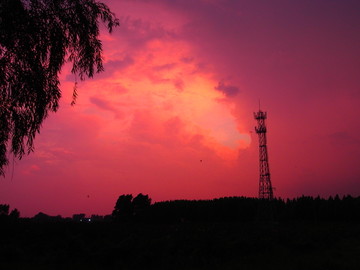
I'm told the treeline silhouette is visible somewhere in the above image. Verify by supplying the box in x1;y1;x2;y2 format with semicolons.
111;194;360;223
0;204;20;222
2;194;360;223
1;195;360;269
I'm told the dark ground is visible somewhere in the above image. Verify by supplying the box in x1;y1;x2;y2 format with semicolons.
0;220;359;270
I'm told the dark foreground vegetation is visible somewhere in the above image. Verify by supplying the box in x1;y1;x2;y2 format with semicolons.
1;195;360;269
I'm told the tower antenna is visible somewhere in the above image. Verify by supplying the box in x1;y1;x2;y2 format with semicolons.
254;106;274;199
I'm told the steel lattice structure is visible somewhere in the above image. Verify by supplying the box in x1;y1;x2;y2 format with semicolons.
254;110;274;200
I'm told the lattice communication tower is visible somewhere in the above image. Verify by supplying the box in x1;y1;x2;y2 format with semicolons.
254;109;274;200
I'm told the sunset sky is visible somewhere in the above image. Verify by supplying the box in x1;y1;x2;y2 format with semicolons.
1;0;360;217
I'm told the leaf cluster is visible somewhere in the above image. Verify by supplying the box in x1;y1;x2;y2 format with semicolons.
0;0;119;175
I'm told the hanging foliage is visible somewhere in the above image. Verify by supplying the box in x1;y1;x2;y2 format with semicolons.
0;0;119;175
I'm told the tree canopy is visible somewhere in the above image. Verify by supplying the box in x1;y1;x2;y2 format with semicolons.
0;0;119;175
112;193;152;221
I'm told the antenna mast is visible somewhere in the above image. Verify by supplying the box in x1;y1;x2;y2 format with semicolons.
254;106;274;200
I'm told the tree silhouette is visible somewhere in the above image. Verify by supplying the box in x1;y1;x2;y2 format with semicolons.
133;193;151;210
9;208;20;220
133;193;151;220
112;193;152;221
112;194;134;221
0;204;9;216
0;0;119;175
